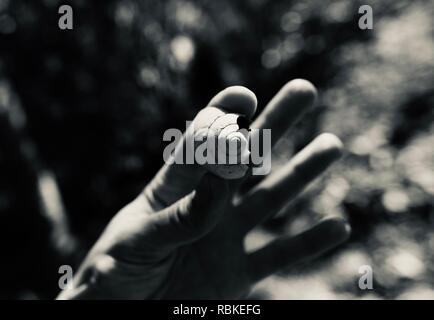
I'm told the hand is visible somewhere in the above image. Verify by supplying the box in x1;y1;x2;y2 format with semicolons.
57;79;350;300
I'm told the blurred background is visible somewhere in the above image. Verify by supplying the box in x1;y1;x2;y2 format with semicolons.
0;0;433;299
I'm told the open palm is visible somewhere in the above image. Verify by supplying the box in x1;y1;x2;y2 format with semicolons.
57;79;350;300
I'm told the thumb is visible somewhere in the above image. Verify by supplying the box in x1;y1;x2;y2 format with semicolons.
148;173;229;249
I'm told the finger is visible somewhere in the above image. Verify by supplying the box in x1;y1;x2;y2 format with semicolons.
147;174;229;249
251;79;317;147
234;79;317;193
238;133;343;233
247;217;351;283
144;86;257;210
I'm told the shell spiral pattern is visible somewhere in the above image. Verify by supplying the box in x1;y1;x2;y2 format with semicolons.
193;106;251;179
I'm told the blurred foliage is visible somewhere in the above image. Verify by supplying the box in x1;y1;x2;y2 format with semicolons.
0;0;433;299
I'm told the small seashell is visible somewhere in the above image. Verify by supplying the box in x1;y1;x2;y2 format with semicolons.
193;106;250;179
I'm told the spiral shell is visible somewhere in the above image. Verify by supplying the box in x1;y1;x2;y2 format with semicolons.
193;106;250;179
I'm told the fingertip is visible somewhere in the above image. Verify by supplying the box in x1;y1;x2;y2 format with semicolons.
317;132;344;155
281;78;318;107
208;86;257;119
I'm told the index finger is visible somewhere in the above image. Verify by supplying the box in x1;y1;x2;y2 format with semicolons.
251;78;317;146
233;79;317;193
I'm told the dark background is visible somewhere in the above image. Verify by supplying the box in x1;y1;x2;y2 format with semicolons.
0;0;433;299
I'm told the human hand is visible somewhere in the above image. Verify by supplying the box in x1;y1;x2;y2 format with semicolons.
57;79;350;299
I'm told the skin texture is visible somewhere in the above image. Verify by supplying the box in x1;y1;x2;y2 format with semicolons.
57;79;351;300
